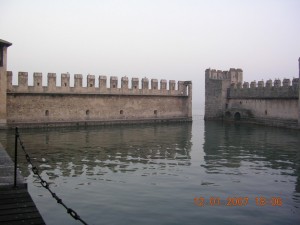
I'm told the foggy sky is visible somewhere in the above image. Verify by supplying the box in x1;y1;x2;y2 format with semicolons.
1;0;299;110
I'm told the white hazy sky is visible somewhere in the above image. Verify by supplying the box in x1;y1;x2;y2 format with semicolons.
1;0;299;109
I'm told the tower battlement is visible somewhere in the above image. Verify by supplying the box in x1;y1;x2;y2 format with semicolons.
205;68;243;84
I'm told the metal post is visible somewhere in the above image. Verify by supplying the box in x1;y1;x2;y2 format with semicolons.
14;127;18;188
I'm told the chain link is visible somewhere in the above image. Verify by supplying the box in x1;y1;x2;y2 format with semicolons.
16;128;89;225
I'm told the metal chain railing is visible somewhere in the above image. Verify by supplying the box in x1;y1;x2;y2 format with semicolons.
14;127;89;225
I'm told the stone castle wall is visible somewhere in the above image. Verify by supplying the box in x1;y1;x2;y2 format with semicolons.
204;63;300;129
5;72;192;127
227;99;298;128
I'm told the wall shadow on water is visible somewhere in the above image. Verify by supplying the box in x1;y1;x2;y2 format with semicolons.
203;121;300;193
0;123;192;180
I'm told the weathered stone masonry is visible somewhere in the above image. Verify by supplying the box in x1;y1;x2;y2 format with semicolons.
204;60;300;129
0;40;192;128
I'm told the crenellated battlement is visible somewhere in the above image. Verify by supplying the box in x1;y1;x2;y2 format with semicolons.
7;71;191;96
231;78;298;89
228;78;299;99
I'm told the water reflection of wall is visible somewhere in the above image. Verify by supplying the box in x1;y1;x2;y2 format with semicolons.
0;123;192;179
203;121;300;192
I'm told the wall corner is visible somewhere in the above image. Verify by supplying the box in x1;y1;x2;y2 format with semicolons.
0;40;12;127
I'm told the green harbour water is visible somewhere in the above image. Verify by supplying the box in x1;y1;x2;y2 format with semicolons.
0;115;300;225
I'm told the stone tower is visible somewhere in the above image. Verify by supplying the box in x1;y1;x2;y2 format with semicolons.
204;68;243;120
0;39;12;127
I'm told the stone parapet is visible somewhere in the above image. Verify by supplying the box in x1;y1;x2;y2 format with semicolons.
228;78;299;99
7;72;191;96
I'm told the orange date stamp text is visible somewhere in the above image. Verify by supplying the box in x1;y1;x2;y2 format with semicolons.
194;196;282;207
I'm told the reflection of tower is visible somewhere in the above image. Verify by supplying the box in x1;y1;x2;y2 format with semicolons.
0;39;12;128
202;121;243;171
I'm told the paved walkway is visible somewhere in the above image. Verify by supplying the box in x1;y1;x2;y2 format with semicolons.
0;143;45;225
0;143;25;188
